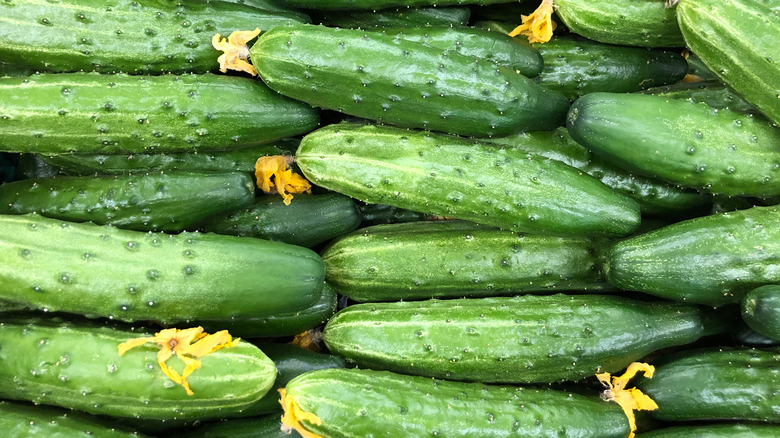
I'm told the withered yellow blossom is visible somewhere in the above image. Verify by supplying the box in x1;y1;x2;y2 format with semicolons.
279;388;324;438
212;28;261;76
596;362;659;438
509;0;557;44
255;155;312;206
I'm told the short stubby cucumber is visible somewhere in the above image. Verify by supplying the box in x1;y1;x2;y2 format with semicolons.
742;285;780;341
606;206;780;306
677;0;780;126
0;0;308;74
0;73;319;155
637;348;780;422
0;214;326;324
296;123;641;237
281;368;629;437
250;24;569;137
315;6;471;28
641;80;759;115
322;294;716;383
567;93;780;197
0;171;255;232
1;400;147;437
276;0;510;10
321;221;612;301
637;424;780;438
0;317;277;420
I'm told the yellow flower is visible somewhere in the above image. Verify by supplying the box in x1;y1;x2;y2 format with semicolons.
212;28;261;76
255;155;312;206
279;388;324;438
118;327;240;395
508;0;557;44
596;362;659;438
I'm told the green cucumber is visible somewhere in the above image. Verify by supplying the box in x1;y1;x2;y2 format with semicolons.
0;316;277;420
358;203;432;226
677;0;780;126
685;52;720;81
201;193;362;248
567;93;780;197
1;400;147;438
554;0;685;47
250;23;569;137
531;36;688;100
14;154;66;180
742;285;780;341
281;368;629;437
733;321;780;346
296;123;641;237
0;171;254;232
276;0;509;10
641;80;759;115
472;20;518;35
637;424;780;438
185;415;301;438
315;6;471;28
0;72;319;155
0;0;307;74
606;206;780;306
323;294;716;383
0;214;325;324
322;221;611;301
637;348;780;422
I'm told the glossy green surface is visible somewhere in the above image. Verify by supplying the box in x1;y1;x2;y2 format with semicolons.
0;214;325;324
743;285;780;340
296;123;641;237
641;80;759;115
277;0;508;10
567;93;780;197
186;415;301;438
607;206;780;306
1;400;146;438
358;203;430;226
316;6;471;28
637;424;780;438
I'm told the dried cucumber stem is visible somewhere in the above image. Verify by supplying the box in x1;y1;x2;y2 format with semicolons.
279;388;324;438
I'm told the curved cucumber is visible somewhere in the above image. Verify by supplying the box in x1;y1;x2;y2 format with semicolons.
0;317;277;420
315;6;471;28
322;221;611;301
637;424;780;438
296;123;641;237
641;80;759;115
0;73;319;155
606;206;780;306
567;93;780;197
0;214;325;324
1;400;146;438
742;285;780;341
251;24;569;137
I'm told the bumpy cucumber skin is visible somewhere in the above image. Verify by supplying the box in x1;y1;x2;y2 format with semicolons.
742;285;780;341
284;368;629;438
315;6;471;28
251;24;569;137
554;0;685;47
0;214;325;324
0;318;277;420
638;348;780;422
1;400;146;438
201;193;362;248
567;93;780;197
0;0;307;74
297;123;641;237
0;73;319;155
323;294;712;383
637;424;780;438
677;0;780;126
606;206;780;306
0;171;254;232
186;415;302;438
277;0;508;9
322;221;611;301
532;36;688;100
641;80;759;115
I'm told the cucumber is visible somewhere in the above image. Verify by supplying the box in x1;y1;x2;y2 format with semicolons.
472;20;518;35
250;24;569;137
0;0;308;74
1;400;147;438
276;0;509;10
315;6;471;28
281;368;629;437
733;320;780;346
0;214;325;324
201;193;362;248
606;206;780;306
567;93;780;197
531;36;688;100
637;347;780;422
14;154;66;180
358;203;432;226
0;171;254;232
742;285;780;341
323;294;717;383
185;415;301;438
641;80;759;115
296;123;641;237
0;316;277;420
685;52;720;81
0;72;320;155
637;424;780;438
677;0;780;126
554;0;685;47
322;221;612;301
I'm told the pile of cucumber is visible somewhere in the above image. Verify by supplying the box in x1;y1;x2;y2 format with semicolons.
0;0;778;436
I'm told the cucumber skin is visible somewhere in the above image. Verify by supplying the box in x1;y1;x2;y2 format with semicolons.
296;123;641;237
606;206;780;306
0;73;319;155
567;93;780;197
637;424;780;438
0;214;326;324
251;24;569;137
554;0;685;47
315;6;471;28
277;0;509;10
0;317;277;420
677;0;780;126
0;171;255;232
743;285;780;341
638;348;780;422
186;415;301;438
0;0;307;74
1;400;146;438
358;203;431;226
284;368;629;438
641;80;759;115
322;221;612;301
323;294;712;383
